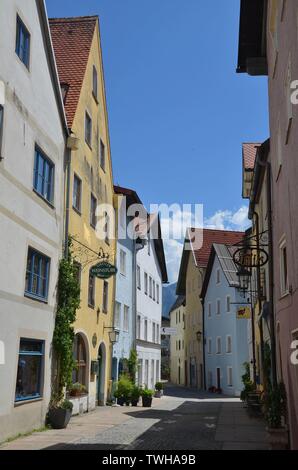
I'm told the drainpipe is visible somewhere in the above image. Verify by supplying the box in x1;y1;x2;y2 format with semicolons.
266;162;277;387
132;239;137;351
253;211;265;385
201;297;206;390
64;133;79;258
64;146;71;259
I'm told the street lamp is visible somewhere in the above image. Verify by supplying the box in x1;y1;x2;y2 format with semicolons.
237;266;252;295
104;327;120;344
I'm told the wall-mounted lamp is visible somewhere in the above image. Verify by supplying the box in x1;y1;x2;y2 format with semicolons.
104;327;119;344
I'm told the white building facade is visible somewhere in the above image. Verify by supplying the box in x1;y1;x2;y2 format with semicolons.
136;217;168;390
0;0;67;441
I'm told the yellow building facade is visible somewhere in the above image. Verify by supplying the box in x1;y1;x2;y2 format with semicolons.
50;16;116;409
170;297;186;386
176;230;205;389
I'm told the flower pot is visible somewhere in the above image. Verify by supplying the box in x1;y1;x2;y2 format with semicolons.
125;400;131;407
131;398;139;407
117;397;125;406
48;408;72;429
142;396;153;407
266;427;289;450
154;390;162;398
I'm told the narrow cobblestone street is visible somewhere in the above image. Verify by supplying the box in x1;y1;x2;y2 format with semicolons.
0;386;268;451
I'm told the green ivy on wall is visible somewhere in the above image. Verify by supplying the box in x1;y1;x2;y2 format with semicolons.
52;240;81;404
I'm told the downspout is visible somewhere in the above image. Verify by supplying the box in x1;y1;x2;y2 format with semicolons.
267;162;277;387
253;210;265;386
201;297;206;390
64;146;71;258
132;239;137;351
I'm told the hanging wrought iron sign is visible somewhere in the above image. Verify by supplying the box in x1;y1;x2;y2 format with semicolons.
90;261;117;279
233;246;269;268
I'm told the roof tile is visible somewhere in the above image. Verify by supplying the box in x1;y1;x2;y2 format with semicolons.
242;143;261;170
49;16;97;128
189;228;244;268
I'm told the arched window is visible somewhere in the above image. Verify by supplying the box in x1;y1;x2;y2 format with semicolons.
73;334;87;386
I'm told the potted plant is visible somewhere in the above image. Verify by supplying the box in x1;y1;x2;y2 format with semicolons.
114;389;125;406
240;362;256;402
48;399;73;429
141;388;154;407
115;374;133;406
154;382;164;398
68;382;87;397
265;382;289;450
131;386;141;407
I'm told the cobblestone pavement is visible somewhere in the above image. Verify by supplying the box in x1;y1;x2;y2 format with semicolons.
0;385;268;450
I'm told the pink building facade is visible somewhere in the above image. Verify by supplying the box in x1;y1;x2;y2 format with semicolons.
238;0;298;449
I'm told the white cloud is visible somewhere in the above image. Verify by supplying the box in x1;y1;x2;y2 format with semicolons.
163;238;184;284
160;205;250;284
204;206;250;232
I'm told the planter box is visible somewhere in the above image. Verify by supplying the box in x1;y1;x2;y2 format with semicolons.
154;390;163;398
69;394;89;416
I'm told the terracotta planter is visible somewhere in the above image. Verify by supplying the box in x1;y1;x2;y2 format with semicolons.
266;427;289;450
48;408;72;429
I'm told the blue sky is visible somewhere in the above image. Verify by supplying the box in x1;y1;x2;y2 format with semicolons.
46;0;269;282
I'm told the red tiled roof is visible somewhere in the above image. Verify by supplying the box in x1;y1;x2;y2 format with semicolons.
189;228;244;268
242;143;261;170
49;16;97;128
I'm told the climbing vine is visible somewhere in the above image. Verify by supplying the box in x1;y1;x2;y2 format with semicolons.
128;349;138;383
52;240;81;404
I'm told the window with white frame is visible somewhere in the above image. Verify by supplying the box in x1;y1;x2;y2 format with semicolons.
226;296;231;313
123;305;129;332
120;249;126;276
137;315;141;339
73;174;82;213
226;335;232;354
144;272;148;295
152;322;156;343
114;302;121;330
227;367;233;386
216;299;221;315
92;65;98;100
207;338;212;354
279;238;288;296
156;284;160;304
208;302;212;318
216;268;221;284
157;324;160;343
149;276;152;298
144;319;148;341
216;337;221;354
137;265;141;290
153;280;155;301
85;111;92;147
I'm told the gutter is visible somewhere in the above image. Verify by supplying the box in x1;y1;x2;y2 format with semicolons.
266;162;277;387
